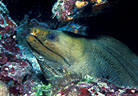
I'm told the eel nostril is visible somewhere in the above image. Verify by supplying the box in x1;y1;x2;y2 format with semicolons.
30;28;38;36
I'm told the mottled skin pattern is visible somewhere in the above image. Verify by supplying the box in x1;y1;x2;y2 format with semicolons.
27;27;138;88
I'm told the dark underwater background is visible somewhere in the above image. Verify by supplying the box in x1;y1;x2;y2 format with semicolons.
3;0;138;55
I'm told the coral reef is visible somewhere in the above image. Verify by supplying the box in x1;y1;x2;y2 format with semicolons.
52;0;107;21
55;76;138;96
52;0;108;36
57;23;87;36
0;2;38;95
0;81;9;96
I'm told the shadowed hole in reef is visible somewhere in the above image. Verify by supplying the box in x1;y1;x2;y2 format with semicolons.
22;74;31;83
36;73;49;85
105;75;110;80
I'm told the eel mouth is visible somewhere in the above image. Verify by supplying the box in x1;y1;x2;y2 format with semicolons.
26;35;70;76
28;35;69;64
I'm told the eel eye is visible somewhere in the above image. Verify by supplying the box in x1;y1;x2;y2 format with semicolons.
31;28;38;36
46;33;56;41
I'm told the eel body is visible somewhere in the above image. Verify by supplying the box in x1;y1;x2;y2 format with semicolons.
26;27;138;88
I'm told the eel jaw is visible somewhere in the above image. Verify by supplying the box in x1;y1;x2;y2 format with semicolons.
27;34;70;66
26;35;68;80
32;50;64;78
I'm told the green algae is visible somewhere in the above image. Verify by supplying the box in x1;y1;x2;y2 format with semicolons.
34;83;52;96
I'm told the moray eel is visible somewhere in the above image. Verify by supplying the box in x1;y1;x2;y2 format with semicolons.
26;27;138;88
